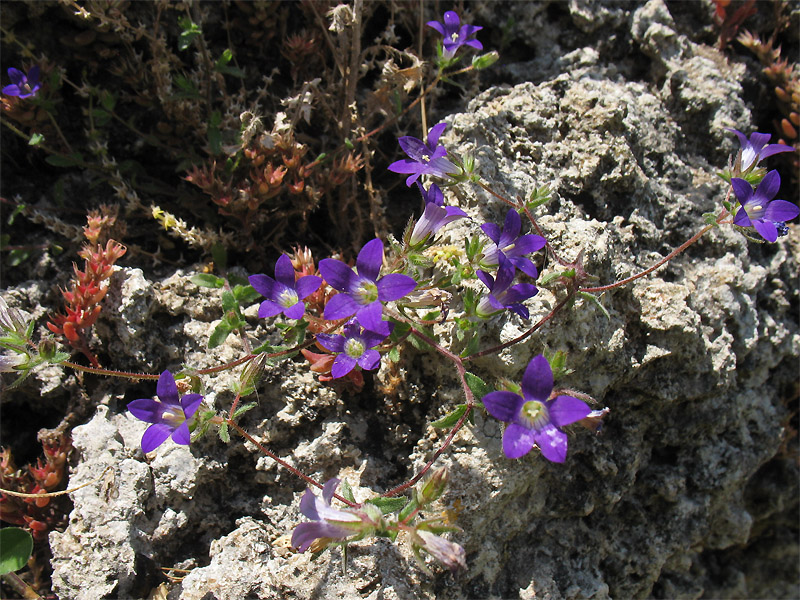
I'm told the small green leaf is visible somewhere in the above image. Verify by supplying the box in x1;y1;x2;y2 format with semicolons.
344;138;354;149
221;290;238;312
0;527;33;574
578;291;610;319
211;243;227;271
232;402;257;419
178;16;202;51
341;480;356;504
431;404;468;428
464;372;490;400
702;212;719;226
191;273;225;288
100;90;116;111
208;323;233;349
45;152;84;167
218;421;230;443
7;249;31;266
233;284;260;304
366;497;407;514
459;333;480;357
28;132;44;146
387;345;400;363
397;498;419;522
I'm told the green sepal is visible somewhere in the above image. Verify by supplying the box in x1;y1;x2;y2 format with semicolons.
191;273;225;288
471;50;500;70
366;496;407;514
218;421;230;443
397;497;419;522
0;527;33;575
431;404;468;428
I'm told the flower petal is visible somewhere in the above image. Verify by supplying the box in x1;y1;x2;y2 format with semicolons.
757;170;781;201
157;370;180;405
443;11;460;30
181;393;204;419
283;301;306;320
356;239;383;282
356;301;384;333
376;273;416;302
764;200;799;223
171;421;192;446
274;254;297;288
357;348;380;371
759;143;794;161
322;478;340;504
482;391;524;422
533;424;568;463
426;20;446;36
548;395;591;428
141;423;173;453
498;210;521;248
295;275;322;300
503;423;536;459
315;333;345;353
127;398;165;424
481;222;501;244
730;178;753;204
323;292;359;321
397;136;429;162
753;219;778;243
292;522;351;552
249;274;276;299
300;488;321;519
427;122;448;148
258;299;285;319
331;354;357;378
733;207;752;228
521;355;553;403
319;258;355;292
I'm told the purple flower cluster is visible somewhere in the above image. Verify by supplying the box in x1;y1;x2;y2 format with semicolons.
427;11;483;60
127;370;203;453
2;66;40;99
482;355;591;462
388;122;459;187
731;170;798;242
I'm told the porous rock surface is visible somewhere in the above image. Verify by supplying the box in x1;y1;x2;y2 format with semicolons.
19;0;798;598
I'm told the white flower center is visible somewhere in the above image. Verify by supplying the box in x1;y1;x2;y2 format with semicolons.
344;338;365;358
278;287;299;308
519;400;549;430
355;280;379;304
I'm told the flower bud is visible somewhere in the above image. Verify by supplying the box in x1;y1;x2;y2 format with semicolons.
420;466;448;503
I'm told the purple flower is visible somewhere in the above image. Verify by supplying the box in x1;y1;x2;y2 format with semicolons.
315;320;391;379
409;183;468;246
319;238;416;333
480;210;546;278
427;11;483;59
388;122;459;187
2;67;40;99
292;479;369;552
729;128;794;171
411;530;467;572
127;370;203;453
732;170;799;242
249;254;322;320
476;257;538;320
482;355;591;462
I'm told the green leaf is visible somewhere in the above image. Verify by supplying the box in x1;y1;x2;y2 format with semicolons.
0;527;33;574
208;322;233;349
173;74;201;99
232;402;257;419
233;284;259;304
7;249;31;267
221;290;238;312
218;421;230;443
702;212;719;226
178;16;202;51
211;243;227;271
45;152;84;167
28;132;44;146
578;291;610;319
191;273;224;288
366;497;407;514
100;90;116;111
464;372;490;400
459;333;480;358
431;404;468;428
341;480;356;504
397;498;419;522
387;345;400;363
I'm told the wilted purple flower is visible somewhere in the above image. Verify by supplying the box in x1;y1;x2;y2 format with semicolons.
476;257;538;320
292;479;371;552
127;370;203;453
249;254;322;320
411;529;467;572
481;210;546;278
388;122;459;187
409;183;468;246
482;355;591;462
319;238;416;333
729;128;794;171
2;67;40;99
315;320;392;379
732;170;799;242
427;11;483;59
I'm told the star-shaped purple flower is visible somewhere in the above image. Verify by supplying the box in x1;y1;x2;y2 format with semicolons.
316;320;392;379
249;254;322;320
319;238;416;333
481;210;546;278
427;11;483;59
482;355;591;462
732;170;798;242
2;66;40;99
476;257;538;320
409;183;468;246
292;479;366;552
127;370;203;453
388;122;459;187
728;128;794;171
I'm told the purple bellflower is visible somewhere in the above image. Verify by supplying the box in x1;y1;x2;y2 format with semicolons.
427;11;483;59
315;320;392;379
292;479;377;552
731;170;799;242
480;209;546;278
729;128;794;171
127;370;203;453
409;183;468;247
482;355;591;462
2;66;40;99
411;529;467;572
388;122;459;187
476;257;538;320
249;254;322;320
319;238;416;333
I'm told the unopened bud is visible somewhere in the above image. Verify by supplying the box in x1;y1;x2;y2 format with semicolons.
420;466;448;503
472;51;500;70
